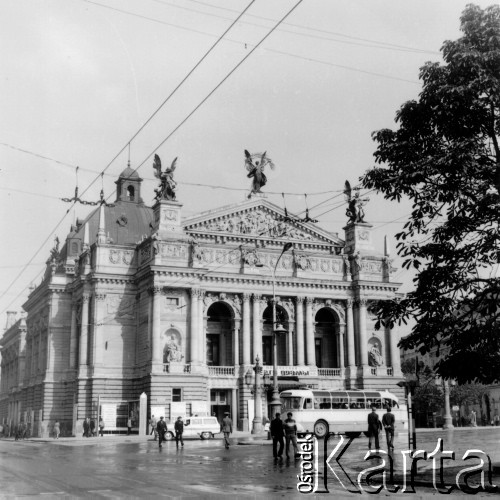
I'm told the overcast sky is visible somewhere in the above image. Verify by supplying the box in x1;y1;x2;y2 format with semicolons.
0;0;494;323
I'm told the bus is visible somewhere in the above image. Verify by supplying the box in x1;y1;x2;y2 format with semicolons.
279;389;407;438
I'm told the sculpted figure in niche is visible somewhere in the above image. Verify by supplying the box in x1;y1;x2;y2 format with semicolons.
165;339;183;363
369;345;383;367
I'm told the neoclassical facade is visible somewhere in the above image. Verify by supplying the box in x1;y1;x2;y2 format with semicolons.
0;167;403;436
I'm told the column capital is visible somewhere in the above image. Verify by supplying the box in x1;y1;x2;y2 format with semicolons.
252;293;261;301
295;295;305;305
94;293;106;301
190;287;202;298
355;297;368;307
81;294;91;303
243;292;252;302
148;286;163;296
305;296;314;306
346;298;354;309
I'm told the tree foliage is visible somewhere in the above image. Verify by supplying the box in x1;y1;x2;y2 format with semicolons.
363;5;500;384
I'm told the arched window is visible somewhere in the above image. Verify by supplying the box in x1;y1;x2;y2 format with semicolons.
126;185;135;201
314;308;337;368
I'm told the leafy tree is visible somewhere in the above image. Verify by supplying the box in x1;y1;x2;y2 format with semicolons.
363;4;500;384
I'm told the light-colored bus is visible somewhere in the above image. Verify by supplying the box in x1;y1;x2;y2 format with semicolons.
279;389;407;437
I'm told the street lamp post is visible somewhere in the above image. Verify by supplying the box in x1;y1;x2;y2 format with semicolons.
257;242;293;420
245;356;270;434
442;379;454;429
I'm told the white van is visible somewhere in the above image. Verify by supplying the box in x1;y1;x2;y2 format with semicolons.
164;416;220;440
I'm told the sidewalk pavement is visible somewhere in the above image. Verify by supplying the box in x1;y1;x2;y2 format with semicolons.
5;426;499;490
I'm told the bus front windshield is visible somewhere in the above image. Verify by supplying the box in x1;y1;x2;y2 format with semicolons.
281;396;302;411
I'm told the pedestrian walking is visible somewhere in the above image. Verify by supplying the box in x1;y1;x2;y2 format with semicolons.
220;411;233;449
83;417;90;438
157;416;167;448
270;412;285;459
382;406;395;450
174;416;184;448
150;414;157;440
284;412;298;459
367;405;382;450
90;418;96;437
127;417;132;435
98;418;105;437
53;420;60;439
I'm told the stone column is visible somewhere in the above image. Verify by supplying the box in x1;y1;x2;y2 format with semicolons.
231;388;238;422
346;299;356;371
388;324;401;375
338;323;346;369
233;318;240;366
242;293;251;365
252;294;261;362
190;288;199;365
79;294;90;366
287;323;295;366
150;286;162;367
198;290;205;364
357;298;369;366
69;301;78;369
93;293;106;366
295;296;305;365
305;297;315;366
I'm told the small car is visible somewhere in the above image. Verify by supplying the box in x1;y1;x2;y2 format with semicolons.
163;416;220;440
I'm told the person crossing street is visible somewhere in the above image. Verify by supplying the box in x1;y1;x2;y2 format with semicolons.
174;416;184;448
157;416;167;449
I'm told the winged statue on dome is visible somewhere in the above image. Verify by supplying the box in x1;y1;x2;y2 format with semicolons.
153;154;178;201
244;150;275;199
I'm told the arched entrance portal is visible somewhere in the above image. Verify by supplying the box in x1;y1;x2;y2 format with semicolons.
206;302;233;366
314;308;338;368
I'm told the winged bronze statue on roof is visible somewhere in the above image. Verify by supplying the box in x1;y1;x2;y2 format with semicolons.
153;154;178;201
344;180;369;224
244;150;275;199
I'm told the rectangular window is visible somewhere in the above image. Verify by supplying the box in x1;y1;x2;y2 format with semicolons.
166;297;179;306
207;335;219;366
172;388;182;402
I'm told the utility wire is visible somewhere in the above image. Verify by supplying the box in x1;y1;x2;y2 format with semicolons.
0;0;304;316
83;0;421;86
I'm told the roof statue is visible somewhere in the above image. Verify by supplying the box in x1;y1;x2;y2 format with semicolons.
344;180;369;224
153;154;178;201
244;150;275;199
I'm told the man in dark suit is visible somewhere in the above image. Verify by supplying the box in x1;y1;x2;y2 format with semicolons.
367;406;383;450
270;412;285;459
157;416;167;449
382;406;395;450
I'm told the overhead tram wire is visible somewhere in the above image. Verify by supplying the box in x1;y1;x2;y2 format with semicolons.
0;0;304;316
184;0;438;55
76;0;257;202
0;0;257;314
98;0;305;204
84;0;422;87
150;0;437;55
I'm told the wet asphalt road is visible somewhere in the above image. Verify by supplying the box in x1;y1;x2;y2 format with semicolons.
1;429;499;499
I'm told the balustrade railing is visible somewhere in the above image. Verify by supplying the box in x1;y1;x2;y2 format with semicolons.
208;366;235;376
163;363;191;373
387;367;393;376
317;368;341;377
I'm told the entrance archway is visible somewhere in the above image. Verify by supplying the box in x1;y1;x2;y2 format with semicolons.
206;302;233;366
314;308;338;368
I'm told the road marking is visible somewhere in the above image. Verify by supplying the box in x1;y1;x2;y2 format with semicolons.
40;493;66;495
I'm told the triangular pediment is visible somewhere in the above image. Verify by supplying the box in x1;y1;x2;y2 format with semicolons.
183;198;343;248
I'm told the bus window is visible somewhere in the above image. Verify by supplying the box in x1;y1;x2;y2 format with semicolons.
281;397;302;411
350;398;365;409
332;398;348;409
304;398;312;409
313;392;332;410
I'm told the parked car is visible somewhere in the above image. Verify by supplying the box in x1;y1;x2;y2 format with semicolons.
163;416;220;440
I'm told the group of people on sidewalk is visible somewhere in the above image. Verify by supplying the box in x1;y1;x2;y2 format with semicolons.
270;412;299;460
367;405;395;450
82;417;105;438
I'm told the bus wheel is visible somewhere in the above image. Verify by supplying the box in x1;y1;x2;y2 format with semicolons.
314;420;329;438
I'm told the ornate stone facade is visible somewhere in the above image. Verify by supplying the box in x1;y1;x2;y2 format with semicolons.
0;169;402;436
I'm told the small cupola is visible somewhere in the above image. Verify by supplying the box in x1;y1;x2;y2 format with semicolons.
115;162;144;204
